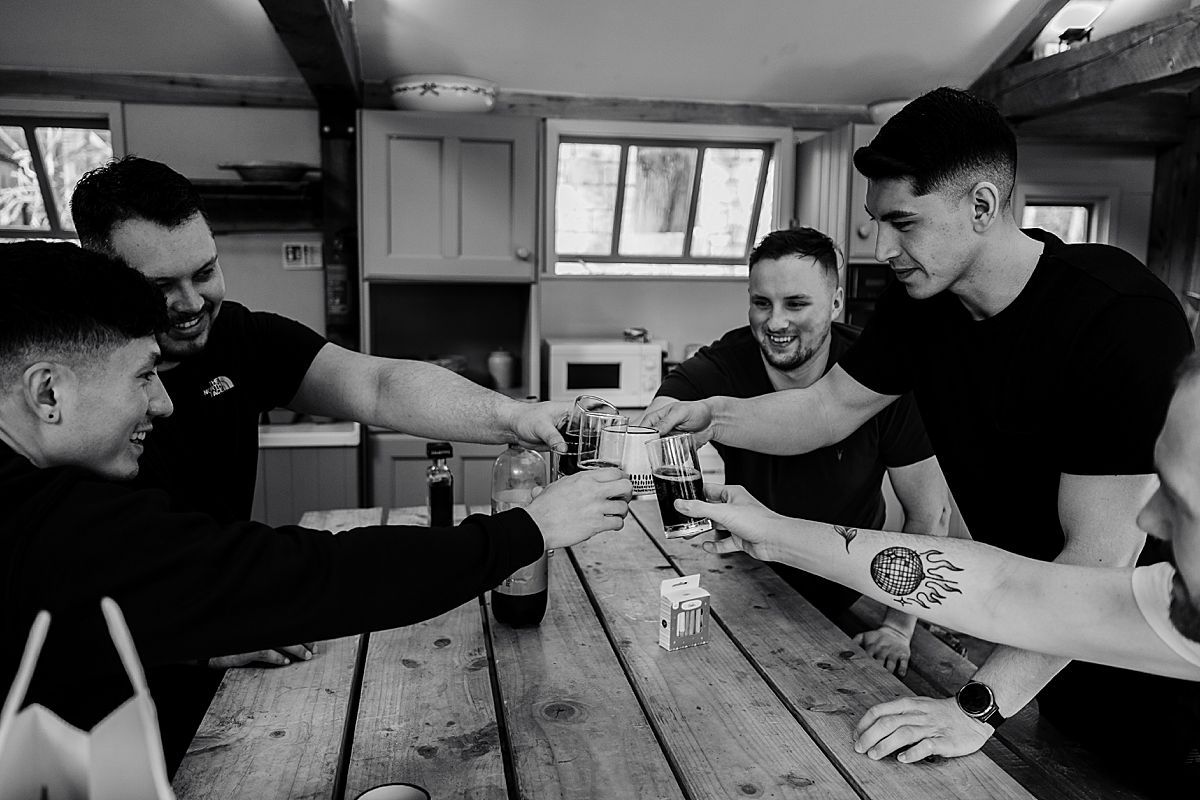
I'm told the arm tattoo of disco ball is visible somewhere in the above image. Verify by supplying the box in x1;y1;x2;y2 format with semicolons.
870;547;964;609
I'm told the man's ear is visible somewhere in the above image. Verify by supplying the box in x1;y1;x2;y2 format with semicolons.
970;181;1001;232
831;284;845;319
23;362;65;424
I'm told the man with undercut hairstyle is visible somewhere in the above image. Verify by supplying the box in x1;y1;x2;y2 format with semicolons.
646;86;1196;793
0;242;630;774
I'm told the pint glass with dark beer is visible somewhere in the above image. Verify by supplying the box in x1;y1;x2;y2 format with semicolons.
645;433;713;538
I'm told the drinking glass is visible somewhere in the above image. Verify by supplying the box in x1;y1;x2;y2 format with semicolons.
559;396;619;476
597;424;658;497
577;411;629;469
645;433;712;538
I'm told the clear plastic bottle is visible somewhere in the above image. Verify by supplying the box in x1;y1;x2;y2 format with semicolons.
426;441;454;528
491;444;548;625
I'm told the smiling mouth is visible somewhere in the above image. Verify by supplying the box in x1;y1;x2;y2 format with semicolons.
766;334;797;347
130;429;151;445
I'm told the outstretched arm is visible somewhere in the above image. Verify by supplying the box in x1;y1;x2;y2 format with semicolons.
288;343;569;448
683;484;1194;681
643;365;897;455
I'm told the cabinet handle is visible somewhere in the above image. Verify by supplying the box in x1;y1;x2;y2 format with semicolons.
515;246;532;261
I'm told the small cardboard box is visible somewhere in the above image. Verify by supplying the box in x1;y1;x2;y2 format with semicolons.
659;574;710;651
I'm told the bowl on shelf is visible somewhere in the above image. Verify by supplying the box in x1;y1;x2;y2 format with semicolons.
387;73;497;112
217;161;319;182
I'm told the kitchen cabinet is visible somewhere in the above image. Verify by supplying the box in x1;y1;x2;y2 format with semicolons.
369;432;506;509
251;422;361;527
359;111;538;281
795;123;880;263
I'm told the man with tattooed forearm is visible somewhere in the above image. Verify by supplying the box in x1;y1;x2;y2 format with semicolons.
644;87;1198;792
677;354;1200;769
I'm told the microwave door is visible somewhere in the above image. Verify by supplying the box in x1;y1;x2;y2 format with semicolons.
565;361;623;394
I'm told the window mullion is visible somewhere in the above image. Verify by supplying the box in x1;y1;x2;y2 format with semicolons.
681;146;704;258
610;143;630;256
24;125;64;236
744;146;772;261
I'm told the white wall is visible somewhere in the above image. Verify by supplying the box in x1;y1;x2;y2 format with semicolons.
123;104;326;333
539;279;749;361
1016;142;1157;263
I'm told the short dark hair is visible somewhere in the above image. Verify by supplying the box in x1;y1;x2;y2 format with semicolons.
71;155;207;255
0;242;168;385
748;227;840;283
853;87;1017;206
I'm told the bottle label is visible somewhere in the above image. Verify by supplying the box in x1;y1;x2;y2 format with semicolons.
497;552;548;595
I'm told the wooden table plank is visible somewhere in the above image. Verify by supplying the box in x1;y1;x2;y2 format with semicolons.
571;513;860;800
173;508;382;800
343;506;507;800
486;542;687;799
629;501;1034;800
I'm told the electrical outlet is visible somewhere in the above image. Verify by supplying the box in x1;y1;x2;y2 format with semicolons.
282;243;323;270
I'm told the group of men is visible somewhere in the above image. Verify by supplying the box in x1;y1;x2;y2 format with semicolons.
1;85;1198;793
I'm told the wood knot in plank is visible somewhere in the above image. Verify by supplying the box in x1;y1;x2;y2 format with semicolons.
738;783;761;795
401;658;421;668
539;700;586;723
269;729;287;739
783;773;815;788
433;638;451;648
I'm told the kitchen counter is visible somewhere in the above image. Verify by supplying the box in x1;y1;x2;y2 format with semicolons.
258;421;360;448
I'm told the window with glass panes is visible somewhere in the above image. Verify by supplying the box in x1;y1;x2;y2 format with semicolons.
1020;202;1094;244
554;137;775;277
1;115;113;240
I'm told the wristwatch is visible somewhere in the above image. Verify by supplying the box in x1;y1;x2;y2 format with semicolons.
955;681;1006;729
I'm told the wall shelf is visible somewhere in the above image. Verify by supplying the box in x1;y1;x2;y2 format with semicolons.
191;178;321;233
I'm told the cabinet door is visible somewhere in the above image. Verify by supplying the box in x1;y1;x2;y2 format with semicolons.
361;112;537;281
369;433;506;510
846;124;880;261
253;447;360;527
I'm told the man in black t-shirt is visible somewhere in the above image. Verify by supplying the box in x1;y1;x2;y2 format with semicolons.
649;227;950;677
646;87;1196;792
0;243;631;774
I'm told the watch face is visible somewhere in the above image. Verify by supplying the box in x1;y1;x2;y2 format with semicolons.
958;682;993;716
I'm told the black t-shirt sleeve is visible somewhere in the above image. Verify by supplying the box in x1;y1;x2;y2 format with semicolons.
838;283;915;396
29;480;543;671
656;347;730;401
874;391;935;468
1058;296;1194;475
242;310;328;410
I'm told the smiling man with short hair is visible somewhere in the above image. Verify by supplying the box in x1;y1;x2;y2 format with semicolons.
648;227;951;677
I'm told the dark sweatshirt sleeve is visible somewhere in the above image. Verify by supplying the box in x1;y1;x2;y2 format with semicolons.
27;480;544;670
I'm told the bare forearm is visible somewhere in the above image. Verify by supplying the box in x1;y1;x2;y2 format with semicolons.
707;391;837;455
370;361;519;443
971;646;1068;717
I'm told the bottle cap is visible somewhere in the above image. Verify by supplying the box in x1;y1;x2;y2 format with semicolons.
426;441;453;459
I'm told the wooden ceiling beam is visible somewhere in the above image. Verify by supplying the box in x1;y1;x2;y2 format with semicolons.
973;0;1072;82
0;66;313;107
361;83;871;129
973;5;1200;120
1012;93;1188;145
257;0;361;106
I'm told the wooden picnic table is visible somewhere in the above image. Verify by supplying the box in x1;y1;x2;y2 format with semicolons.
172;500;1042;800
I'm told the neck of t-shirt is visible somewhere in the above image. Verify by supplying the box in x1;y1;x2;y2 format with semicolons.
951;228;1045;321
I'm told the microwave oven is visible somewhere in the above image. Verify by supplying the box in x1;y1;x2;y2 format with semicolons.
542;338;663;407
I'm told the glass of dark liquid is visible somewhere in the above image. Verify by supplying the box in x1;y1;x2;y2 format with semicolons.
559;395;619;476
645;433;713;538
577;411;629;470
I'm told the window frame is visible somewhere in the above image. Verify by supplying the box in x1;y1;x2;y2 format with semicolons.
0;99;124;241
1014;182;1119;245
543;119;793;281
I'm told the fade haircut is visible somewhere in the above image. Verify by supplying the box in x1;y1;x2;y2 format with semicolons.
748;227;840;285
853;87;1018;208
0;242;168;386
71;155;207;256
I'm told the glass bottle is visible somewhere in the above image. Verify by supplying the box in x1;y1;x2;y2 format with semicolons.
426;441;453;528
490;444;548;625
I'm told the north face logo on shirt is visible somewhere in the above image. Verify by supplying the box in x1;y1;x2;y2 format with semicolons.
202;376;235;398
